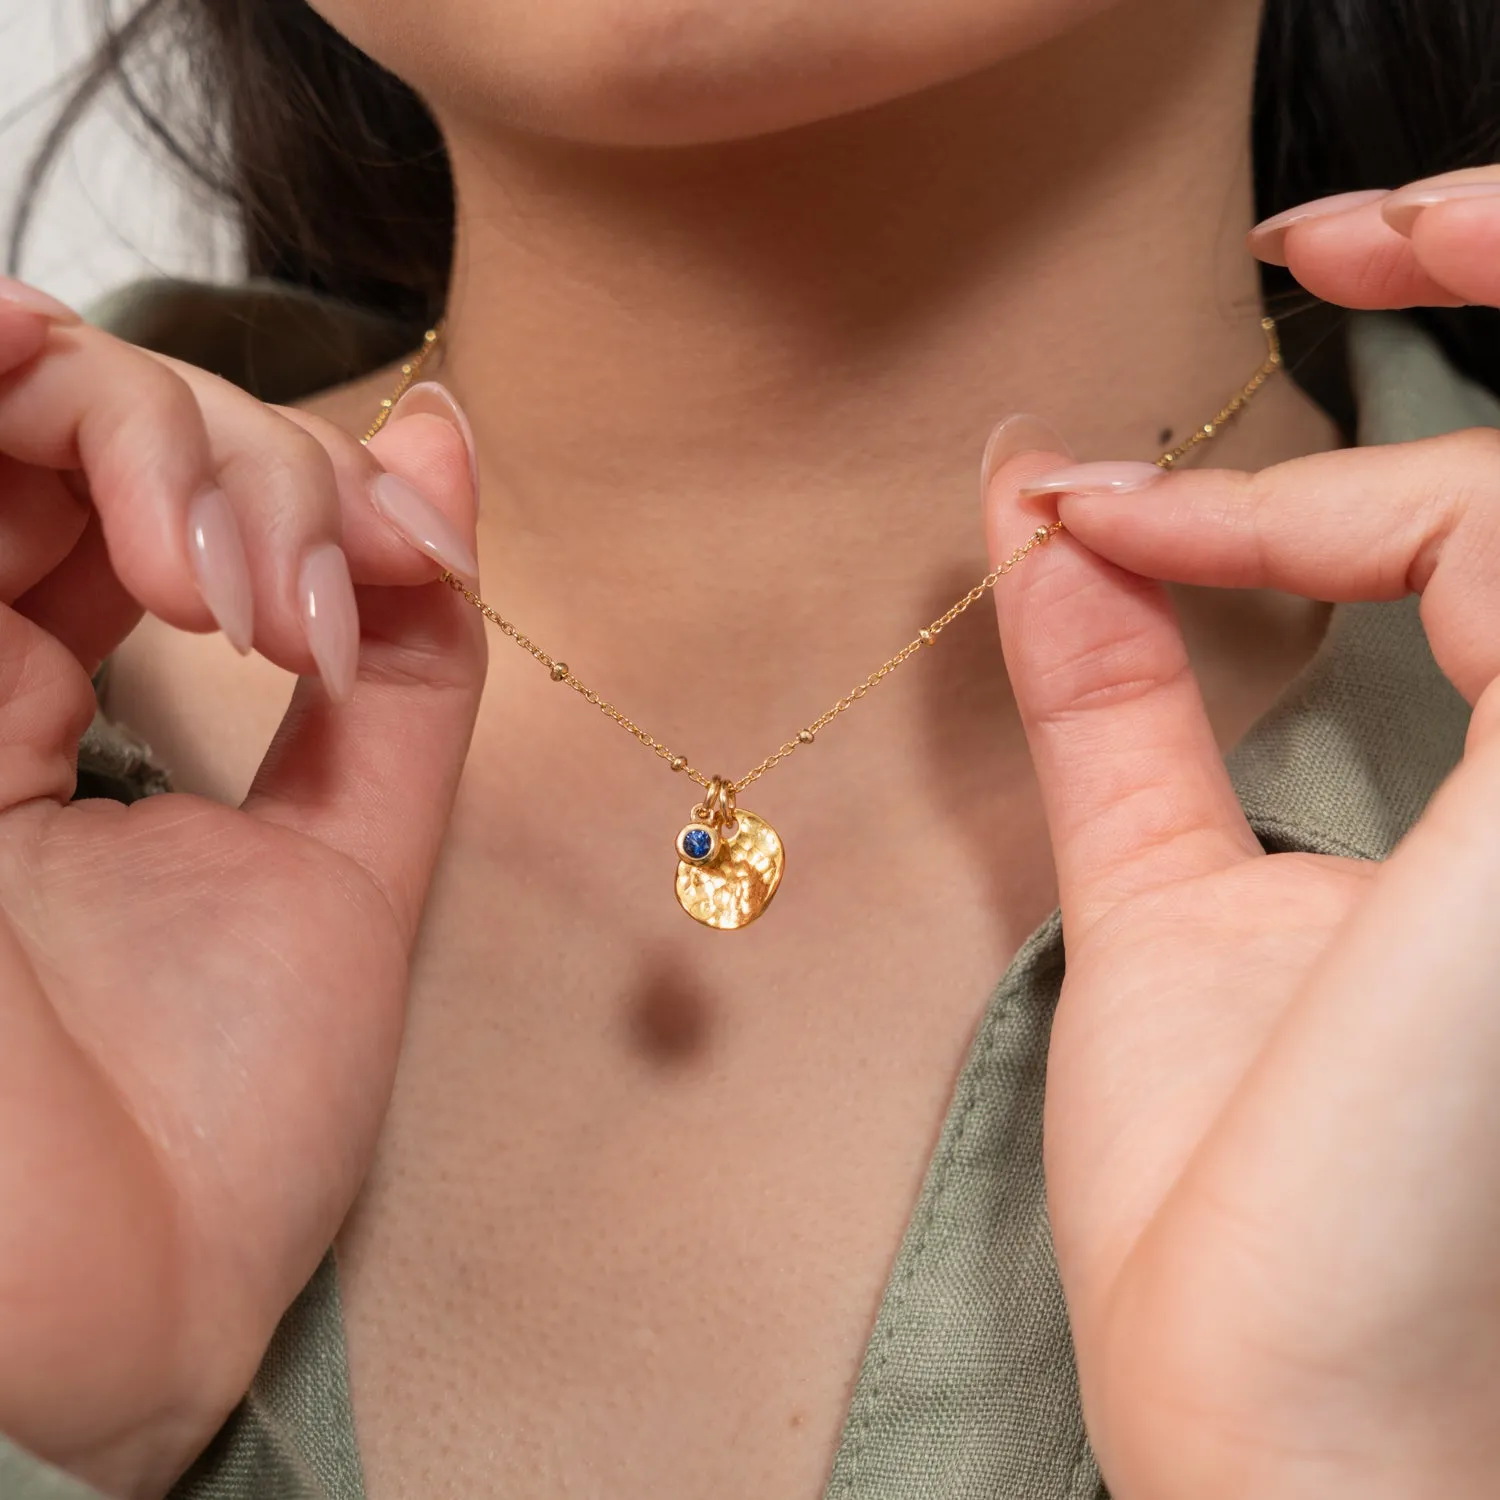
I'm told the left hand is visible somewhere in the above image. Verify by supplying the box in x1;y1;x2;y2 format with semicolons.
984;174;1500;1499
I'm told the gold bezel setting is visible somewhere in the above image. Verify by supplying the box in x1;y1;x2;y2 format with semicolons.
676;821;721;866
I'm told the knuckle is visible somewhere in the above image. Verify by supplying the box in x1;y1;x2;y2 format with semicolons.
274;406;372;482
1235;466;1279;522
82;356;204;496
1024;585;1193;728
269;404;344;450
1030;658;1192;732
362;594;488;694
272;421;337;481
1335;241;1423;309
131;357;202;433
1436;424;1500;475
362;639;480;696
1412;428;1500;587
1203;468;1284;581
109;361;200;456
221;421;338;511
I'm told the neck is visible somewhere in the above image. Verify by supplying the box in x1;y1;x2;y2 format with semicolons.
421;0;1330;768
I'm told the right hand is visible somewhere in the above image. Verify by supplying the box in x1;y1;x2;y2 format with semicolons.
0;281;487;1497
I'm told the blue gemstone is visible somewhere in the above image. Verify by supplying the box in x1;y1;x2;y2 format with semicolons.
682;827;714;861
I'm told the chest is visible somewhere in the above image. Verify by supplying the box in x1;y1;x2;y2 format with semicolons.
333;794;1043;1500
100;617;1062;1497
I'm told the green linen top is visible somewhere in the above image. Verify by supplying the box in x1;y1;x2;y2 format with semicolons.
0;289;1488;1500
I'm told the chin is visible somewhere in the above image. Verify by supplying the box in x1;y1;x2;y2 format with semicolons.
312;0;1123;148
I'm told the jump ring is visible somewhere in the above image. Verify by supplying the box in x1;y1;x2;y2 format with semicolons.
704;777;736;826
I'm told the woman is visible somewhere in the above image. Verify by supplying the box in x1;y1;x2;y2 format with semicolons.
3;0;1500;1495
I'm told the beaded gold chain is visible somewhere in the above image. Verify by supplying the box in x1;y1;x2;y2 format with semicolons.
363;316;1282;929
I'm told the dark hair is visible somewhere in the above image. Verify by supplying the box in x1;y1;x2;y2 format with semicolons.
14;0;1500;403
14;0;453;329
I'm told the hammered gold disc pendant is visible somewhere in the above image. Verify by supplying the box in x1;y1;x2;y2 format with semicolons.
674;778;784;930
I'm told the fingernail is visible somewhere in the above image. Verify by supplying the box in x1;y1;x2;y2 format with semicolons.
1017;461;1166;498
370;471;480;581
186;487;254;654
388;381;480;503
298;544;360;703
1381;178;1500;238
0;275;80;323
981;414;1074;500
1248;189;1391;267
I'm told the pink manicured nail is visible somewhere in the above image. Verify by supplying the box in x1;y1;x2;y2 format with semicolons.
298;544;360;703
1248;189;1391;266
980;414;1074;499
1382;180;1500;238
186;487;254;654
370;471;480;580
388;381;480;503
1018;461;1166;498
0;275;80;323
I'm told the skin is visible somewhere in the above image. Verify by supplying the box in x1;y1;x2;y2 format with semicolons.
2;0;1499;1495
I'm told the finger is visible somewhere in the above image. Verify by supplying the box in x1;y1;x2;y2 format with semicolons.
0;300;97;606
1040;431;1500;702
0;458;89;602
2;323;461;705
0;291;68;375
140;354;478;698
0;602;97;810
291;386;479;586
1249;167;1500;310
1384;166;1500;307
1141;679;1500;1443
153;352;479;589
242;438;486;942
1401;196;1500;309
0;293;145;804
14;510;142;678
0;323;376;698
0;321;254;656
985;426;1259;935
126;359;349;682
1250;195;1466;309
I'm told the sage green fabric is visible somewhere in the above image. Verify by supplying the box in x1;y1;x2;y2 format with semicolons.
170;1257;363;1500
1;300;1486;1499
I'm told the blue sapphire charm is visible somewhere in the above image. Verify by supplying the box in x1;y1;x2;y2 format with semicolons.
676;821;720;865
674;777;785;930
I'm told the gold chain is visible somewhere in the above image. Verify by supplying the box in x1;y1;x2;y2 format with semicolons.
363;318;1281;795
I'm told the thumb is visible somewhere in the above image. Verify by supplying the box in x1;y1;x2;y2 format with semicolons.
243;408;487;941
984;419;1259;936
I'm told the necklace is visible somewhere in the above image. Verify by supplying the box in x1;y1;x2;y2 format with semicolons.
363;317;1282;930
